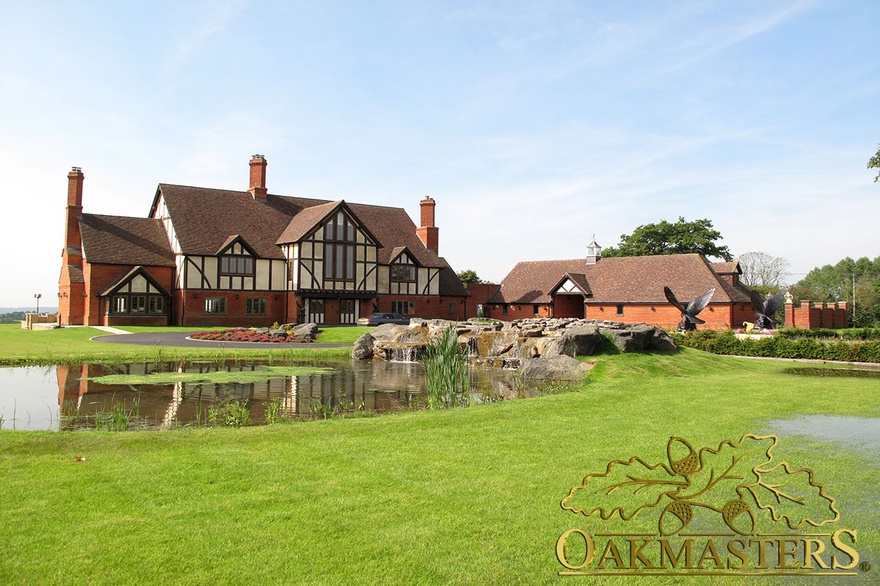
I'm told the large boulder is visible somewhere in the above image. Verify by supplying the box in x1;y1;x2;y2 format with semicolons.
598;323;677;353
542;325;603;358
601;325;652;352
351;332;374;360
648;328;678;352
290;322;319;339
521;356;593;381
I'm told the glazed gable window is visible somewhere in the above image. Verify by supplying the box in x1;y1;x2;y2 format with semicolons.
220;255;254;276
390;263;416;282
323;211;357;281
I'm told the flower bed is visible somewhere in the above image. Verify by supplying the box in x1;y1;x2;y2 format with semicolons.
190;327;313;343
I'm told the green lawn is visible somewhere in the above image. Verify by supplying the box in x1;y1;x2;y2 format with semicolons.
1;349;878;584
0;324;366;365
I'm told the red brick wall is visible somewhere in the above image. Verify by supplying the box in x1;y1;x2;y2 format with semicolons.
585;303;738;330
786;301;849;329
554;295;584;318
175;290;288;327
79;264;174;327
464;283;500;318
58;271;86;326
375;295;468;321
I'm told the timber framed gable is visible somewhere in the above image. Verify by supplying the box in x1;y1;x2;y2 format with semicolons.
290;204;379;295
386;248;441;296
99;266;170;318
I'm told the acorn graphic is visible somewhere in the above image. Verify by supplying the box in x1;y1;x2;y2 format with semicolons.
659;499;694;536
667;437;699;476
722;499;756;535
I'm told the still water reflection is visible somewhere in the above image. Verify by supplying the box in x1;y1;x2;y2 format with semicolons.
0;361;529;431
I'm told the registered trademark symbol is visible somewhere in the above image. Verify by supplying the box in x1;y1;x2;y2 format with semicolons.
860;561;871;572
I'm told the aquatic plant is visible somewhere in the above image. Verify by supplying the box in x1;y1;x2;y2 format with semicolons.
207;398;251;428
424;326;470;409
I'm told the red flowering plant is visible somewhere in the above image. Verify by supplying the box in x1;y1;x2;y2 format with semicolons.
190;327;312;343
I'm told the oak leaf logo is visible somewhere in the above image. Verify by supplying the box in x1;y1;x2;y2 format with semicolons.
561;434;839;534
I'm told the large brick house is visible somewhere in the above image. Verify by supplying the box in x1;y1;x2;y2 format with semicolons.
58;156;469;327
484;241;756;329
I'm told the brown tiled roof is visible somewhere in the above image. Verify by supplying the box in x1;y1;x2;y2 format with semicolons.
712;261;741;275
156;185;306;260
80;214;174;266
64;264;84;283
276;200;342;244
437;264;470;297
488;254;752;305
151;184;466;295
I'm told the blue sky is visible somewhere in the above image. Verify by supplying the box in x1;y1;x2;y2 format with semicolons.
1;1;878;308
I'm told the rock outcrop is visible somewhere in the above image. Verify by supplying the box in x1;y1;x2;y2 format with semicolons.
352;317;677;367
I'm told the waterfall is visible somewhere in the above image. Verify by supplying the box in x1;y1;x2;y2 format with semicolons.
388;345;424;363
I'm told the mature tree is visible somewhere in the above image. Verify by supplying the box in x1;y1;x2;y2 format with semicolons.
737;251;790;294
457;269;485;284
789;256;880;327
869;144;880;182
602;217;733;261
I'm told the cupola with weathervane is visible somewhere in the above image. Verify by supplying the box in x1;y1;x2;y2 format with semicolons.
586;236;601;265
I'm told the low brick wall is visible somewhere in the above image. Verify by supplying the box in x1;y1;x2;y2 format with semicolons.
23;313;58;330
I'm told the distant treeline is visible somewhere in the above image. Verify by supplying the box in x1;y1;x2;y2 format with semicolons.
0;312;27;324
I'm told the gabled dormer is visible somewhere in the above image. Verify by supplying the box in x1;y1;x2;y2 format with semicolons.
390;248;418;283
216;235;257;289
282;201;380;293
99;266;170;318
551;272;592;298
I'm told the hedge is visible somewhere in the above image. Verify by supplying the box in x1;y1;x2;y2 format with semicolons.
672;330;880;363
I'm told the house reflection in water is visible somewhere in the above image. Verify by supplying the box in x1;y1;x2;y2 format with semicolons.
54;361;449;429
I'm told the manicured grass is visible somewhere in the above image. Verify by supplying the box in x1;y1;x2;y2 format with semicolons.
1;349;878;584
0;324;362;365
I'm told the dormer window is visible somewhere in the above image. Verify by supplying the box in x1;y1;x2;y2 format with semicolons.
220;255;254;276
390;253;417;283
218;238;256;278
391;264;416;282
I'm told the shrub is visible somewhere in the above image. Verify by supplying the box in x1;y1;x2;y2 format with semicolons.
673;330;880;363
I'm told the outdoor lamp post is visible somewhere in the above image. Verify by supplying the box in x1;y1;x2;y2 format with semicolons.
34;293;41;313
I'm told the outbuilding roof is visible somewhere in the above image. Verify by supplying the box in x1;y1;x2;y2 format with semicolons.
488;253;752;305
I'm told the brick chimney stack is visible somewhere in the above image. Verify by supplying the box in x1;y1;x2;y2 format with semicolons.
416;196;439;254
65;167;84;259
248;154;268;201
67;167;84;207
59;167;86;325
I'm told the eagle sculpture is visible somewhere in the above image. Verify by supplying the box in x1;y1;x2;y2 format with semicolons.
750;290;786;330
664;286;716;332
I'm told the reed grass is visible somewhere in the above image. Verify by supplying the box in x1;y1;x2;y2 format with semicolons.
423;326;470;408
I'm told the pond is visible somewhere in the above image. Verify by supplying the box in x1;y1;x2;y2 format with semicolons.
0;360;533;431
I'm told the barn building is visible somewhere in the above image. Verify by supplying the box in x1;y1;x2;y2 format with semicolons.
484;240;756;329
